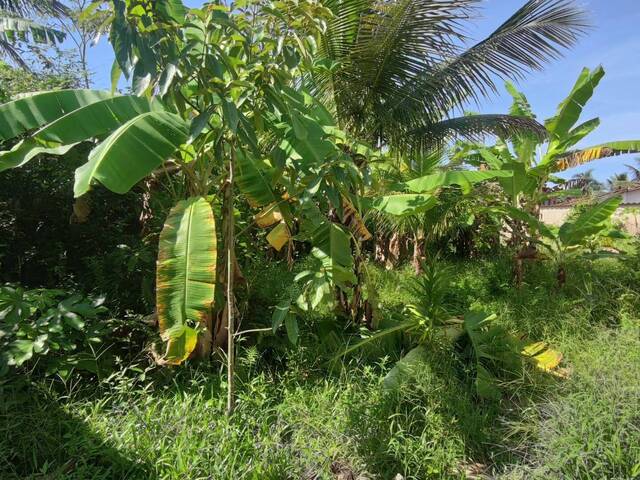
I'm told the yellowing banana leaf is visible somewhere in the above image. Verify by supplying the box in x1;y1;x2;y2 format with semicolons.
521;341;566;378
342;196;371;242
554;141;640;172
157;197;217;365
255;203;283;228
267;222;290;251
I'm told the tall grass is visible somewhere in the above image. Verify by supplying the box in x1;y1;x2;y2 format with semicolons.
1;255;638;479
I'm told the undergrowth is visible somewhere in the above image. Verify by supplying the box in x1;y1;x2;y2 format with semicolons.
1;255;639;479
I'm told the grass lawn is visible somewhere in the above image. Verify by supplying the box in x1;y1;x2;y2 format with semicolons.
1;256;639;479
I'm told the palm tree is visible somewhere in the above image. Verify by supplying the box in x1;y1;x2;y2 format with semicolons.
607;173;631;191
572;169;603;192
626;158;640;181
0;0;68;68
312;0;589;153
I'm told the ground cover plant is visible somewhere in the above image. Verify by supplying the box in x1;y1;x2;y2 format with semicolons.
1;0;639;479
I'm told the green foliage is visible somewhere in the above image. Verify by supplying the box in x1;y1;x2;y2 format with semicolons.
503;329;640;479
0;285;109;378
0;59;79;102
1;253;639;478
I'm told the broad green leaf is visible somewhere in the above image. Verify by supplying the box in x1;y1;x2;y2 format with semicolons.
370;194;437;216
235;150;277;208
491;206;555;239
463;310;520;399
545;66;605;139
35;96;159;144
284;313;299;345
272;300;290;333
222;99;239;132
559;196;622;246
157;197;217;365
505;81;534;119
383;345;428;390
110;60;122;94
0;89;112;141
549;117;600;154
405;170;512;194
0;141;78;173
9;339;34;366
0;96;160;172
498;162;537;203
74;111;188;197
157;0;188;23
310;221;355;287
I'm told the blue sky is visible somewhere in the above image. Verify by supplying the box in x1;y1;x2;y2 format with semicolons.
80;0;640;183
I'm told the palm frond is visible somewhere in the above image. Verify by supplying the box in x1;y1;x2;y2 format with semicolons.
385;0;588;131
408;114;547;152
0;0;68;17
0;15;65;45
0;37;26;67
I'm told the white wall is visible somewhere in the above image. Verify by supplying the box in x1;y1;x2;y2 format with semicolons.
540;206;640;235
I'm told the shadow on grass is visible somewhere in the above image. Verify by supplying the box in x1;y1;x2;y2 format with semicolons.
0;379;154;480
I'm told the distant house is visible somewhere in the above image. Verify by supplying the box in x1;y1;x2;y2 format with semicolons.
540;183;640;235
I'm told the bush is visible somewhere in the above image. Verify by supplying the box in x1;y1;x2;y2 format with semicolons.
0;285;151;379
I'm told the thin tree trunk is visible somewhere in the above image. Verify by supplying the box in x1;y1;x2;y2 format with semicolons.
557;265;566;288
412;231;425;275
226;152;236;416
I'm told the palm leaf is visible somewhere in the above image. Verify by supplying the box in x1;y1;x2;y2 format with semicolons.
0;0;68;17
386;0;588;133
156;197;217;365
409;114;547;150
0;15;65;45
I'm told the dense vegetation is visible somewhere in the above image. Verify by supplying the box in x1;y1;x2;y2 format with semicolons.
1;0;639;479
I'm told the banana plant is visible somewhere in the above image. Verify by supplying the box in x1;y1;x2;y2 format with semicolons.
365;148;516;272
336;260;564;399
456;67;640;283
521;196;626;287
0;0;381;412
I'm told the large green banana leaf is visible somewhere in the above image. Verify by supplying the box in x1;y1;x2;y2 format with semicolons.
235;149;278;208
74;111;189;197
156;197;217;365
405;170;512;194
34;95;160;144
0;96;160;172
545;66;605;140
0;142;79;172
371;194;437;216
0;90;112;141
559;196;622;246
310;221;356;287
